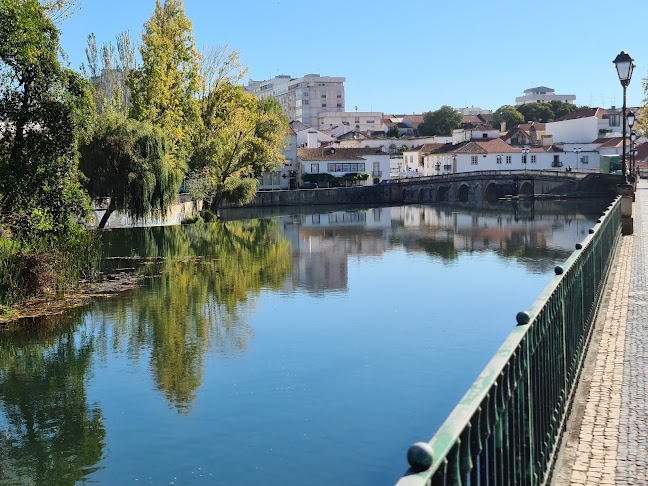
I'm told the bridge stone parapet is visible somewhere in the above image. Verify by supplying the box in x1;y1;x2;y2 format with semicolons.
389;170;587;205
218;170;606;210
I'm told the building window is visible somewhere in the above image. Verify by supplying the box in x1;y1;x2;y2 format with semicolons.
322;103;326;107
337;92;342;98
366;120;375;124
303;100;309;105
311;163;319;173
327;163;365;172
337;103;342;108
582;155;589;164
506;156;512;164
531;155;536;164
321;93;326;98
355;118;360;124
496;155;502;164
471;156;478;165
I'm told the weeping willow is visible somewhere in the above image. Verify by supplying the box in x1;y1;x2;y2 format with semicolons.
79;112;184;228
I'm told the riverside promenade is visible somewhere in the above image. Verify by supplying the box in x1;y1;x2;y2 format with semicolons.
553;180;648;485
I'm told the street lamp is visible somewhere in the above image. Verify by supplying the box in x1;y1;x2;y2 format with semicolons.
573;147;582;172
613;51;635;180
631;130;638;175
628;111;636;175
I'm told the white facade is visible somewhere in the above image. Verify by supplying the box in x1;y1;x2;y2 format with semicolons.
545;117;600;143
317;111;383;133
298;148;391;186
246;74;345;127
257;132;300;190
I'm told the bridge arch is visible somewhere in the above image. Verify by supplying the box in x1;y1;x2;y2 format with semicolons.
436;185;449;203
484;182;499;203
520;181;534;196
456;183;470;203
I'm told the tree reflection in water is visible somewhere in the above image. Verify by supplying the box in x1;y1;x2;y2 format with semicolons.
98;219;292;412
0;312;106;486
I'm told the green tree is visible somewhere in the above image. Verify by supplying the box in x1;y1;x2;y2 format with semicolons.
128;0;201;167
417;105;463;136
79;112;182;228
516;103;555;123
386;125;400;138
188;47;288;211
491;105;525;130
0;0;95;240
547;100;578;119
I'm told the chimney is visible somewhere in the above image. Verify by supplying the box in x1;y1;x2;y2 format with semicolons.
307;130;318;148
500;121;506;132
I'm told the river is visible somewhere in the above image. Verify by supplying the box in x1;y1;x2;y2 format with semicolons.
0;199;608;485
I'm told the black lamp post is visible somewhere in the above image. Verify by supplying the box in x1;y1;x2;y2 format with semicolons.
628;111;636;174
613;51;635;181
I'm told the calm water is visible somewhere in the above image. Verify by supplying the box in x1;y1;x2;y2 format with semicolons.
0;200;608;485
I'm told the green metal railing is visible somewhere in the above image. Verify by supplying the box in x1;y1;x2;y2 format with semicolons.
396;196;622;486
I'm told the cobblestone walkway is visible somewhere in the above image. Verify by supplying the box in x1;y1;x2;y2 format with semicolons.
553;181;648;485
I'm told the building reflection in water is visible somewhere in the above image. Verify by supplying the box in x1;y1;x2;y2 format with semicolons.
270;199;607;294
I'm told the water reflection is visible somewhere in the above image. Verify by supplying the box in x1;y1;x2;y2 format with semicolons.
99;219;292;412
237;199;607;293
0;200;610;485
0;312;106;485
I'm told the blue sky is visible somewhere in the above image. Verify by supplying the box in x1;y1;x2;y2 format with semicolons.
59;0;647;115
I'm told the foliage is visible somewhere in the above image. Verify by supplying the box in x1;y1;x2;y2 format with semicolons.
40;0;82;24
0;0;95;241
302;172;369;187
128;0;201;167
396;145;408;154
417;105;463;136
199;209;217;222
491;105;524;130
516;102;556;123
386;125;400;138
181;213;203;225
79;111;182;228
0;214;101;306
190;53;288;210
547;100;578;119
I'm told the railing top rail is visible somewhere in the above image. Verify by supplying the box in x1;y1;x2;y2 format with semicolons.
396;195;622;485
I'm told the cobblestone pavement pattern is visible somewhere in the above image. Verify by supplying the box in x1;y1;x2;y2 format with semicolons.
553;180;648;486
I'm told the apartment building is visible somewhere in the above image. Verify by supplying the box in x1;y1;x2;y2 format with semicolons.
245;74;345;127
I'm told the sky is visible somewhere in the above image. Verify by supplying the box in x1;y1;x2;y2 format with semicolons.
58;0;648;115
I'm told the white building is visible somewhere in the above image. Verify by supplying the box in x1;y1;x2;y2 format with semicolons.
257;129;300;190
298;147;390;185
245;74;345;127
545;107;636;144
317;111;383;134
289;120;334;148
515;86;576;105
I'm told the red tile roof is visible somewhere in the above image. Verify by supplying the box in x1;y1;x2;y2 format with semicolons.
553;108;606;122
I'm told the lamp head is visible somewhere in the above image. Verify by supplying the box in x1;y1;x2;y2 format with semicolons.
613;51;635;86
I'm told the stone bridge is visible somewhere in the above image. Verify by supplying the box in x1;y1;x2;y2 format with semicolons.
380;170;589;204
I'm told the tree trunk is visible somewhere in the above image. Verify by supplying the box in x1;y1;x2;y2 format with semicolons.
98;201;115;229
